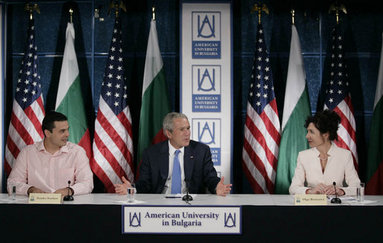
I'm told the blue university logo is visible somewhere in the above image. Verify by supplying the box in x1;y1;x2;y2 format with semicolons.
224;212;236;228
193;66;220;93
198;121;215;145
197;14;215;38
192;119;220;146
192;11;221;59
198;67;216;92
192;65;221;112
129;212;141;227
192;119;221;165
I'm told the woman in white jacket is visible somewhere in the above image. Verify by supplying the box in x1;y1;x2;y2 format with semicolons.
289;110;360;196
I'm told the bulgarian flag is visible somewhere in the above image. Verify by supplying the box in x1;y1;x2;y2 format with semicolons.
55;22;92;159
366;33;383;195
137;19;171;167
275;25;311;194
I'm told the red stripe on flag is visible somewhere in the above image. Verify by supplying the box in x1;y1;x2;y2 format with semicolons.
152;128;167;144
6;135;20;160
117;112;134;167
333;106;357;142
259;112;281;146
4;159;12;176
242;159;266;193
97;111;132;164
93;132;128;181
10;112;34;145
245;115;278;169
36;96;45;116
269;99;279;115
243;138;274;192
344;96;355;113
90;156;115;193
78;129;92;159
24;102;44;138
334;135;358;171
366;159;383;195
117;111;133;139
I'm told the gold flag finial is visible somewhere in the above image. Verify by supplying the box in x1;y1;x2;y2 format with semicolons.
69;8;74;23
108;0;127;18
291;9;295;25
251;3;269;24
24;3;40;20
329;2;347;24
152;6;156;21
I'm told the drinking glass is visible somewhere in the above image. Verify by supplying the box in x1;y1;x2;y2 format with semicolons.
357;182;365;202
127;185;136;203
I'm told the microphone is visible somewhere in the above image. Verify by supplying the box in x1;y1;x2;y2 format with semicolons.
330;182;341;204
63;180;74;201
182;180;193;202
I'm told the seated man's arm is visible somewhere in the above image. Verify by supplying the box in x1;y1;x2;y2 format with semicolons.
201;144;231;195
215;176;232;196
114;176;132;195
7;148;45;195
114;147;154;194
63;147;93;195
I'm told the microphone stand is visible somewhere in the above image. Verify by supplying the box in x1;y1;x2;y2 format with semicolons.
330;182;341;204
182;180;193;203
63;180;74;201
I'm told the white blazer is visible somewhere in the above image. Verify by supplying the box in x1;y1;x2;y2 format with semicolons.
289;143;360;195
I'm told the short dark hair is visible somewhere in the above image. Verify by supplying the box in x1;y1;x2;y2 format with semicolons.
304;110;341;141
42;111;68;134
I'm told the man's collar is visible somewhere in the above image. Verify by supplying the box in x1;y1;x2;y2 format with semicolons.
168;141;184;154
39;139;69;154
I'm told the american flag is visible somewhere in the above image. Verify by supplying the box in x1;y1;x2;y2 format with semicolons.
242;24;281;193
324;25;358;168
4;18;45;175
91;16;134;192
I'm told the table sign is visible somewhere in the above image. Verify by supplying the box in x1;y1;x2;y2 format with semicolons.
28;193;62;204
294;194;327;205
122;205;241;234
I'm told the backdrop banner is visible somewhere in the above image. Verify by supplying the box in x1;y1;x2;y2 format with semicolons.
180;1;233;184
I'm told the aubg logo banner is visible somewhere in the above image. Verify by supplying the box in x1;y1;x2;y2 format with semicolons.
181;1;232;184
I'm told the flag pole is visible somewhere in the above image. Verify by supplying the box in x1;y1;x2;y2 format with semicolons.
291;9;295;25
69;8;73;23
152;6;156;21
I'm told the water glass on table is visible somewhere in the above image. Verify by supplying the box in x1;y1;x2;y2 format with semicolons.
356;182;365;202
127;184;136;203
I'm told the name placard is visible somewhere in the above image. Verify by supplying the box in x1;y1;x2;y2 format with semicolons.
122;206;241;234
294;194;327;205
28;193;62;204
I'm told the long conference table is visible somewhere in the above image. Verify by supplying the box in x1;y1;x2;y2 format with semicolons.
1;193;383;242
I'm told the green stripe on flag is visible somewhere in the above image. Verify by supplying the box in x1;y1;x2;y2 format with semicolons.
137;68;170;162
366;97;383;184
275;87;311;194
56;75;87;144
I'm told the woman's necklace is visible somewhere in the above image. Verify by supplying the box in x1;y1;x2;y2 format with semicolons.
319;154;328;172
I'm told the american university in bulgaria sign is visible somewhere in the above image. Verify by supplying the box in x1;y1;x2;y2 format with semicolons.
122;206;241;234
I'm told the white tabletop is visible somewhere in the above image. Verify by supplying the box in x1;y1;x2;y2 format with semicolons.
1;193;383;206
